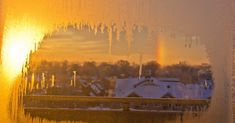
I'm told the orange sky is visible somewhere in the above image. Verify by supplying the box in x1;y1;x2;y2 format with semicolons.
31;27;208;65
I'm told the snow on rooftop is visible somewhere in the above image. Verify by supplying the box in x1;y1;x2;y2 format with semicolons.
115;77;212;99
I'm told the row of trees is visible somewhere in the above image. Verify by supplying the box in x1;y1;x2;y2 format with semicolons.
26;60;211;84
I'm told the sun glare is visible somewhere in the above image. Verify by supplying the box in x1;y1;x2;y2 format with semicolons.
1;21;45;79
156;34;166;65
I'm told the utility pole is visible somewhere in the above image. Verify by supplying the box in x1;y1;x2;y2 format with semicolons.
139;54;143;79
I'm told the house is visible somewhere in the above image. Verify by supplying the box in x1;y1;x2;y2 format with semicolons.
115;77;213;99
